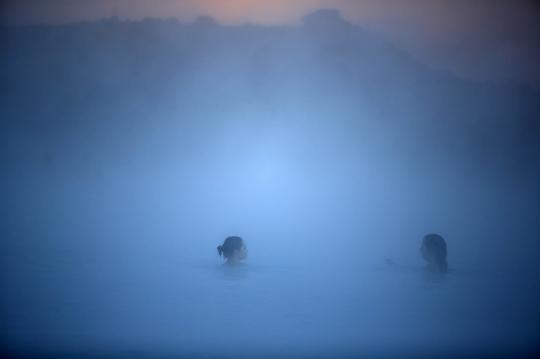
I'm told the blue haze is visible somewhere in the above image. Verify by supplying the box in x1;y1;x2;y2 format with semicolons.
0;10;539;358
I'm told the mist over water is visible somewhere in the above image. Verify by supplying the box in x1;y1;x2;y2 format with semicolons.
1;10;539;358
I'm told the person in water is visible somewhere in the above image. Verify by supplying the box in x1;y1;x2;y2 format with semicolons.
420;233;448;273
217;236;247;263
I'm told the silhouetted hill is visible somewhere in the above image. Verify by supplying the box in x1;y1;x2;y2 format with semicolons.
0;10;538;182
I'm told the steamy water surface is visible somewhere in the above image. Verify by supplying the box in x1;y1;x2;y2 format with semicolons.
3;249;539;358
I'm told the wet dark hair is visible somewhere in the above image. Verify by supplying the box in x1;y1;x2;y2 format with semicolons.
421;233;448;272
217;236;245;259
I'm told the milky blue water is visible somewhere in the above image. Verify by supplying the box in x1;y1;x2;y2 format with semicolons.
2;252;539;358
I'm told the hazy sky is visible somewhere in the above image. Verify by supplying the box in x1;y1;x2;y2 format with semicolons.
1;0;539;86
